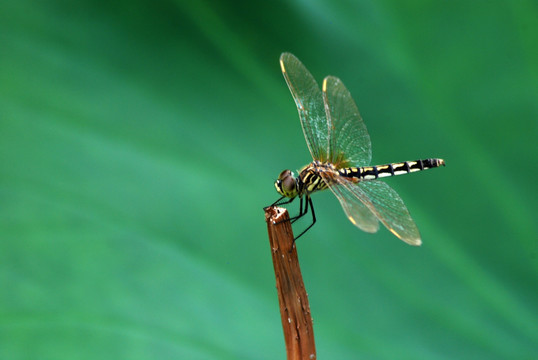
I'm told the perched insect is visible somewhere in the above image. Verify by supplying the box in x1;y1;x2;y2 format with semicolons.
268;53;445;245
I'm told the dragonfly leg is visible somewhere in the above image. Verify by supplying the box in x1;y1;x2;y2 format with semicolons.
266;196;301;225
289;197;305;224
264;196;296;210
270;196;307;226
293;196;316;241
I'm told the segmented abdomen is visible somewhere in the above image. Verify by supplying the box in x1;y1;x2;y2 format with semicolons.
339;159;445;181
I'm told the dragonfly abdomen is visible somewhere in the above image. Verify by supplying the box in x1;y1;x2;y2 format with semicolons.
339;158;445;181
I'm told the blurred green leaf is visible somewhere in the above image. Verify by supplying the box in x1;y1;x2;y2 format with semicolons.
1;0;536;359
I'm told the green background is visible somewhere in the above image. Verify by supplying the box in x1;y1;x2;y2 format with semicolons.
1;0;536;359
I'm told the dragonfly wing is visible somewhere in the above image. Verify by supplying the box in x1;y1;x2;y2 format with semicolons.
322;76;372;167
280;53;328;162
360;180;421;245
321;173;379;233
326;174;421;245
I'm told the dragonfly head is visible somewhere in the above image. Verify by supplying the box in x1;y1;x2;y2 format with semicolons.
275;169;299;198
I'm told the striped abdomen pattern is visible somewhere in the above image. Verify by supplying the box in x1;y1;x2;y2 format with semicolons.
298;166;329;194
339;159;445;181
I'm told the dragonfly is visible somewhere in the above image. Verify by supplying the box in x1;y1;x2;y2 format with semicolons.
268;53;445;245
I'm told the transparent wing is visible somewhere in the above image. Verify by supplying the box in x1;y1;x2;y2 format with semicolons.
358;180;421;245
280;53;328;162
322;173;421;245
322;76;371;167
326;180;380;234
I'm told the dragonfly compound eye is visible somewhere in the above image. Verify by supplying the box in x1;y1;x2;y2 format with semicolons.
275;170;297;198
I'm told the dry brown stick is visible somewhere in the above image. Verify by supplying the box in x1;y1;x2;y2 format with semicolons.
265;206;316;360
